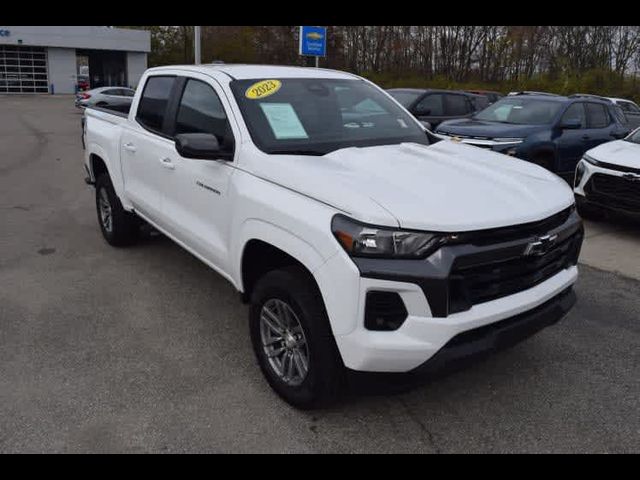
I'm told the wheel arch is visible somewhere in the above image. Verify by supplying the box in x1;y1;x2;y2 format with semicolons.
235;220;331;303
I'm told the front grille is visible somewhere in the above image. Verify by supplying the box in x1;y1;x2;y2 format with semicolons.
455;206;573;246
586;173;640;210
448;226;583;314
591;160;640;175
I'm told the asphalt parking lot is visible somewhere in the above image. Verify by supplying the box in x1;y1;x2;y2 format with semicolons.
1;94;639;453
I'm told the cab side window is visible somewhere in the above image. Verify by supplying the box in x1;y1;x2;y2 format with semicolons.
415;94;444;116
585;103;610;128
445;94;471;116
561;103;587;128
175;79;232;149
136;76;176;134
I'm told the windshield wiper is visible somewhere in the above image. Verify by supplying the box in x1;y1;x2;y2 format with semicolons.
269;149;326;156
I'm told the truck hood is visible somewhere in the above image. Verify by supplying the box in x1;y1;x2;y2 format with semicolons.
587;139;640;170
436;118;546;139
248;141;574;232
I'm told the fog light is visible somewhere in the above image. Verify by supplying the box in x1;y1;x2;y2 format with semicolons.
364;291;408;331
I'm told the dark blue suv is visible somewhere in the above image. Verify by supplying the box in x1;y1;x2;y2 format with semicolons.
434;93;630;178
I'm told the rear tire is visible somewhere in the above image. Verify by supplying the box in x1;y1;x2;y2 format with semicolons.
249;266;344;409
95;173;140;246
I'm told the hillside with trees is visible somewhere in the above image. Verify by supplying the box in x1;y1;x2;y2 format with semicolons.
121;26;640;100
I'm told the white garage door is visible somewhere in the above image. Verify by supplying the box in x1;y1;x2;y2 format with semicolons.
0;45;49;93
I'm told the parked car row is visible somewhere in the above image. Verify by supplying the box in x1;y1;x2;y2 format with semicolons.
389;86;640;221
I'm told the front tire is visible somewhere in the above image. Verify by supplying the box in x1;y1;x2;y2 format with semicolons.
95;174;140;246
249;266;344;409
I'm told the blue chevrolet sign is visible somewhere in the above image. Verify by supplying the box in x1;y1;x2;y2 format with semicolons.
299;26;326;57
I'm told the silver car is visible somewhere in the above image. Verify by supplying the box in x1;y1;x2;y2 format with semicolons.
75;87;136;112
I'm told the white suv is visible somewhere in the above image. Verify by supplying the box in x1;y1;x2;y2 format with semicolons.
575;126;640;219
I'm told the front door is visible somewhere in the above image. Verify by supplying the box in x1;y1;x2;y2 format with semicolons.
159;75;238;271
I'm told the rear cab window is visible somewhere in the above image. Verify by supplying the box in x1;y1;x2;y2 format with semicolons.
136;75;176;134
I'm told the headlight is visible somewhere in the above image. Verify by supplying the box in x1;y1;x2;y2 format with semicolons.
574;161;586;187
331;214;448;259
582;154;602;167
493;138;524;144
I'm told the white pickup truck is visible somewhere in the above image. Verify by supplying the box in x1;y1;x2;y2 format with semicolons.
83;64;583;408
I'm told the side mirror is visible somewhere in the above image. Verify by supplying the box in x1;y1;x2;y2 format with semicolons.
560;119;582;129
420;120;433;130
175;133;233;161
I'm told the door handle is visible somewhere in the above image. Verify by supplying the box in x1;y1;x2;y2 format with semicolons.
123;142;137;153
581;135;590;140
159;157;175;170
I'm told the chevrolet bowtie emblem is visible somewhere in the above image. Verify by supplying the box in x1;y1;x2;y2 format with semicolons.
523;234;558;257
622;173;640;182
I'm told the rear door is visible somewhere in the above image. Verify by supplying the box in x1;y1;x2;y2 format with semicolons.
159;73;238;271
584;102;615;149
120;75;178;224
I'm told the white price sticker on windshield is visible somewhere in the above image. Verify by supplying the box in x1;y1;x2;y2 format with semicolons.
259;103;308;140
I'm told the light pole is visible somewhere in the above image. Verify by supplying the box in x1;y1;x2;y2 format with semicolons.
194;26;201;64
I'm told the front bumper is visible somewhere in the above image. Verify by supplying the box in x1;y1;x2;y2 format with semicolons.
574;159;640;217
332;266;577;372
411;286;575;376
316;210;582;373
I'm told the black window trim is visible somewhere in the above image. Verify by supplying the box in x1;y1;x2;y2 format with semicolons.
135;74;180;140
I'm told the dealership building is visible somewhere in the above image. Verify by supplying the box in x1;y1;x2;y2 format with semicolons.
0;26;151;94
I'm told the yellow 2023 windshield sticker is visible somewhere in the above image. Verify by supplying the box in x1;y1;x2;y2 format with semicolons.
245;79;282;100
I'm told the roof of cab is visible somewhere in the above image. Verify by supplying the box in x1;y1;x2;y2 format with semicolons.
146;64;359;80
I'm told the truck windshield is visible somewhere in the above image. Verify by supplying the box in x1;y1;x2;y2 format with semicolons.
230;78;429;155
474;98;563;125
